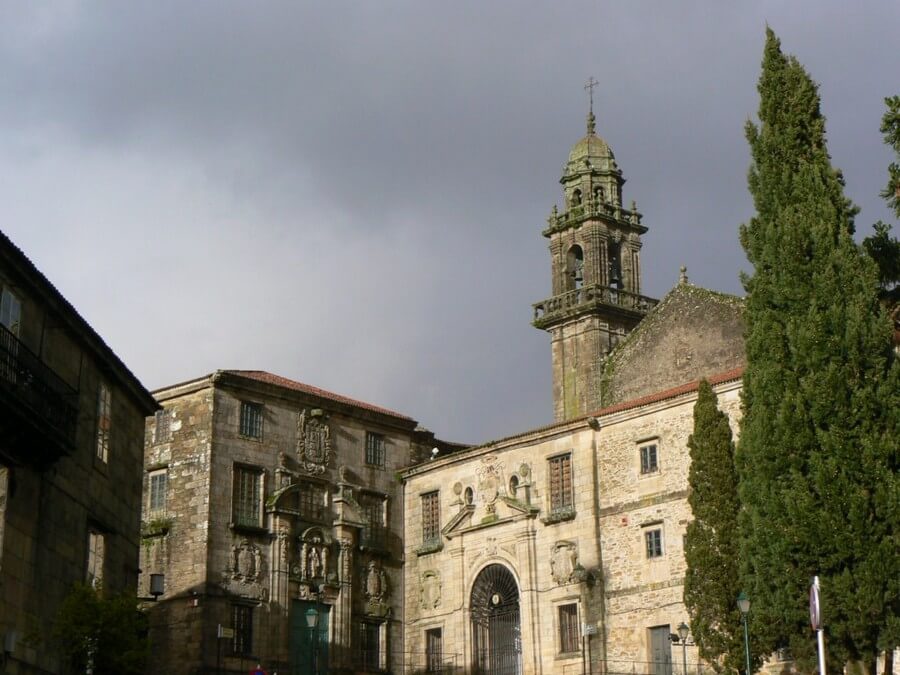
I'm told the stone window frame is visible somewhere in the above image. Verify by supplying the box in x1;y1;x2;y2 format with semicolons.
297;479;329;523
555;600;581;655
231;463;265;531
153;408;172;444
230;602;254;657
638;437;660;476
86;526;106;589
643;522;664;559
148;468;168;514
544;452;575;523
238;400;264;440
95;382;111;463
358;490;388;551
358;619;385;672
364;431;386;468
0;286;22;336
418;490;442;554
424;625;444;673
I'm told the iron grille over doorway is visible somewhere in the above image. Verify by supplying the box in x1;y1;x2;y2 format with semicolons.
470;564;522;675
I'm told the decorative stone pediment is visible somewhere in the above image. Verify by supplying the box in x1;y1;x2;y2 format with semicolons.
441;504;474;539
297;408;332;475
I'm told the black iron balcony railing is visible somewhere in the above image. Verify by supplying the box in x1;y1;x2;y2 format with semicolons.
0;322;79;454
533;283;658;328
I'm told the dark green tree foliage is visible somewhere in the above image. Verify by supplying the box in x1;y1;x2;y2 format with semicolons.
684;380;756;674
863;97;900;307
52;584;149;675
737;29;900;673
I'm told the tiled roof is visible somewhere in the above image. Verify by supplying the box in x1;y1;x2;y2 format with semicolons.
221;370;415;421
592;366;745;417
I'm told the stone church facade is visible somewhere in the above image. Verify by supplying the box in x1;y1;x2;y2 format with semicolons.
139;369;460;674
401;113;745;674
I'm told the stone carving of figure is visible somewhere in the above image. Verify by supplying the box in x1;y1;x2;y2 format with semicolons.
308;547;321;579
300;542;308;579
321;546;329;579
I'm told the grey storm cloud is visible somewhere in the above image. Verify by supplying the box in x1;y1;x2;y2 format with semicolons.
1;1;897;443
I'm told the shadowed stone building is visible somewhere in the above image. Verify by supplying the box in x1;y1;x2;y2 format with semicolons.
0;230;158;674
139;370;460;674
400;113;745;674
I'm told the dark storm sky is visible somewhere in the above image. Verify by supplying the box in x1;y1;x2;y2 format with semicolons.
1;2;896;443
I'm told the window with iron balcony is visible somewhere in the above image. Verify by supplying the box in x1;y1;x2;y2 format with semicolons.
544;453;575;523
418;491;441;554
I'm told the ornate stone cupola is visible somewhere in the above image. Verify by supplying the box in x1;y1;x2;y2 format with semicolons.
533;90;658;421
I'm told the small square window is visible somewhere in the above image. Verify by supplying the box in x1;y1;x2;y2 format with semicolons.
640;443;659;474
96;383;111;462
149;469;167;513
154;409;172;444
645;528;664;558
558;603;580;653
365;432;385;468
239;401;263;439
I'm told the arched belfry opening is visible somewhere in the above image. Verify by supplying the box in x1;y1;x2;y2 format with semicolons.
566;244;584;290
470;564;522;675
532;85;659;421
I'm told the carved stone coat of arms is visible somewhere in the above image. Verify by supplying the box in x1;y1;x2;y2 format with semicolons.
297;408;332;475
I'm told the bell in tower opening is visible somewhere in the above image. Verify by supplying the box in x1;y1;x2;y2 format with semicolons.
532;80;659;421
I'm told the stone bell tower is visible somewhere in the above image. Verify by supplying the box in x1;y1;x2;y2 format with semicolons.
533;92;658;421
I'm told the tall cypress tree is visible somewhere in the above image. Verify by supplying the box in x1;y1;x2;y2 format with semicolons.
684;380;754;674
736;29;899;673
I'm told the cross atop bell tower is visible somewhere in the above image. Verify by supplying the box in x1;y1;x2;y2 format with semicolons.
532;85;659;421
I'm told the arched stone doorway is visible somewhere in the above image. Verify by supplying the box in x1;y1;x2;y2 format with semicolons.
470;563;522;675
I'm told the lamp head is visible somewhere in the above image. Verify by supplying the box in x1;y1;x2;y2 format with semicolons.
737;591;750;615
305;606;319;629
677;622;689;641
149;573;165;598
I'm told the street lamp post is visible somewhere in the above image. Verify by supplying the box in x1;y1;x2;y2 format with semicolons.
305;606;319;675
677;622;690;675
737;592;751;675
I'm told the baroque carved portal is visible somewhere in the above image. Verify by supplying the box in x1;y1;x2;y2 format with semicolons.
297;408;332;475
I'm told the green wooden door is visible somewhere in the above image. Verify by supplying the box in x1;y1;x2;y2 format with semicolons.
290;600;329;675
